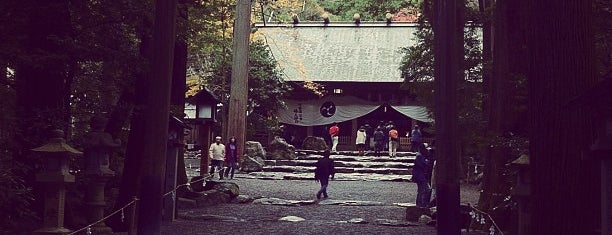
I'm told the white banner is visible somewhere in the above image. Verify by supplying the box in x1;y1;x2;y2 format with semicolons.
278;96;433;126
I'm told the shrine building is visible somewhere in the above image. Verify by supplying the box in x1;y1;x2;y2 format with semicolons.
254;22;434;151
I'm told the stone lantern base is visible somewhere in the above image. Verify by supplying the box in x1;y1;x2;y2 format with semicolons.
33;227;72;235
84;173;115;234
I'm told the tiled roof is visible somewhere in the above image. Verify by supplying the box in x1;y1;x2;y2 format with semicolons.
254;22;418;83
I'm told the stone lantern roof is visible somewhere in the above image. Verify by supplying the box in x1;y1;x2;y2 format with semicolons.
31;130;82;155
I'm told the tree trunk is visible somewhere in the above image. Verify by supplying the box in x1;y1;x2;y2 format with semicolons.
478;0;509;216
104;89;135;139
526;0;600;234
136;0;177;234
106;26;152;233
171;0;189;193
227;0;251;159
433;0;463;234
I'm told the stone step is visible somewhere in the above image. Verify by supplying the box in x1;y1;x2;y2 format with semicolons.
262;165;412;175
297;150;417;157
264;159;413;169
242;172;413;182
296;154;416;163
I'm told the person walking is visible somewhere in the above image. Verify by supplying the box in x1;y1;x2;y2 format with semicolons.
412;145;433;207
314;150;335;199
208;136;226;179
388;125;399;157
372;127;386;157
355;126;367;156
410;125;423;152
224;137;239;179
329;122;340;153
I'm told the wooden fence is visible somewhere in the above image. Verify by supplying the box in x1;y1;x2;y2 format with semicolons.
338;136;434;151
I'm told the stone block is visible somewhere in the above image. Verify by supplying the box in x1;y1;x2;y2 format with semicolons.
177;197;197;209
405;205;432;222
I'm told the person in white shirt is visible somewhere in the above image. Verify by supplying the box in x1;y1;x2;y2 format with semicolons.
355;126;367;156
209;136;226;179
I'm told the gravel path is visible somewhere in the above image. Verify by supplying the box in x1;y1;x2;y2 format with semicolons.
158;176;482;235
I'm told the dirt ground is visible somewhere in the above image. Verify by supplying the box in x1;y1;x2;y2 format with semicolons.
153;177;485;235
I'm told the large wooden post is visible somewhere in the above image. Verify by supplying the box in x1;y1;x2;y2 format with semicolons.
433;0;463;234
137;0;177;234
199;122;212;175
227;0;251;156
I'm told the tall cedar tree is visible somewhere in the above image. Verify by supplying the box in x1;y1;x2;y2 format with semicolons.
525;0;600;234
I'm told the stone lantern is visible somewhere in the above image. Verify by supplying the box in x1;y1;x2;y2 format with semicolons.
82;116;121;234
510;154;530;235
185;88;220;176
32;129;82;235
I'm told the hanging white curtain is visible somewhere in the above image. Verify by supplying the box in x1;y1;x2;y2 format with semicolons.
278;96;434;126
389;105;434;123
278;96;380;126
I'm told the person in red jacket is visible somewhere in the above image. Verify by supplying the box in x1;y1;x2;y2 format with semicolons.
224;137;239;179
329;123;340;152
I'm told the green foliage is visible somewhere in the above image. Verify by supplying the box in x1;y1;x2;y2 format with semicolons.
316;0;414;21
195;40;292;137
259;0;327;22
0;162;36;234
247;41;293;114
0;76;36;234
398;14;488;162
1;1;154;232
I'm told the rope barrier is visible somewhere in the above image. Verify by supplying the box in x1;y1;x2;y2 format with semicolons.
468;203;504;235
162;175;207;197
68;175;209;234
67;199;138;235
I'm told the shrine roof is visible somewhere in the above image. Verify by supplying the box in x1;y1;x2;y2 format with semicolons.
254;22;419;83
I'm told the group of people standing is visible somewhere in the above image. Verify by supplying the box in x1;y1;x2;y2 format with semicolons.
314;138;435;206
207;136;240;180
328;121;424;157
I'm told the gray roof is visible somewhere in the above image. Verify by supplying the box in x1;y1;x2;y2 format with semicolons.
254;22;419;83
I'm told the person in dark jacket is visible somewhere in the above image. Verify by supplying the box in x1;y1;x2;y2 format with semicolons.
410;125;423;152
363;123;373;151
372;128;386;157
314;150;335;199
224;137;239;179
412;145;433;207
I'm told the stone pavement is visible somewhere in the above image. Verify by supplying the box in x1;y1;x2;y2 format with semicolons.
153;177;484;235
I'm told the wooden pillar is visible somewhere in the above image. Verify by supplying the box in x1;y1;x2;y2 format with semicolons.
163;136;179;222
199;122;211;175
433;0;463;234
306;126;313;137
351;119;358;151
593;118;612;235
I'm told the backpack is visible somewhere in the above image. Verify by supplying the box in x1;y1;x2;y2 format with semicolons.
389;129;398;140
